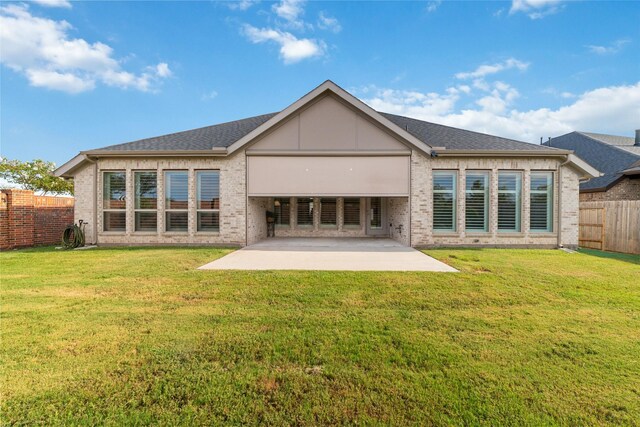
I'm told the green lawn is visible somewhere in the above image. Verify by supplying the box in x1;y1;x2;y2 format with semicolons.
1;247;639;425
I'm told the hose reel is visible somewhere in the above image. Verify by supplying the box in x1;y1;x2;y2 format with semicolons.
62;220;86;249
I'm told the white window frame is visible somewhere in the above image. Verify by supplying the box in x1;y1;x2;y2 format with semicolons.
433;170;457;232
102;170;126;232
497;171;522;233
196;170;220;232
164;170;189;233
134;171;157;232
530;171;554;233
465;171;489;232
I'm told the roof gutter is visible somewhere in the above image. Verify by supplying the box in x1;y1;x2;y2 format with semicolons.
431;149;573;156
81;148;228;156
54;148;229;178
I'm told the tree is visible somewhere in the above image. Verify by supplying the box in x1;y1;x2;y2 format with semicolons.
0;158;73;195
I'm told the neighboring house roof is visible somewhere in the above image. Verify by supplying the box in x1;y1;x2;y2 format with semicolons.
580;132;640;155
55;80;597;179
544;131;640;192
622;159;640;175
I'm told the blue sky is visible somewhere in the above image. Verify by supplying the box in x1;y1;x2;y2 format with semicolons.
1;0;639;166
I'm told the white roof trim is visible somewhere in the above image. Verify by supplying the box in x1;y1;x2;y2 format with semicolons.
54;154;89;178
225;80;432;156
567;153;601;179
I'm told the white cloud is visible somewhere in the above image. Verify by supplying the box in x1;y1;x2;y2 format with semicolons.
360;85;461;118
154;62;172;78
272;0;306;29
317;12;341;33
509;0;563;19
586;38;630;55
361;82;640;143
238;0;331;63
201;90;218;101
0;4;171;93
426;1;441;13
455;58;529;80
31;0;72;9
226;0;257;11
543;87;576;99
242;24;325;63
26;69;94;93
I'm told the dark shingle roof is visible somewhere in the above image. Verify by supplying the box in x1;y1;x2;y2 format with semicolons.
94;113;278;152
544;132;640;191
580;132;636;146
380;113;554;151
579;131;640;155
91;111;558;153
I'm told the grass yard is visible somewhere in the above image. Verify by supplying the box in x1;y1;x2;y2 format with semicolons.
1;247;639;425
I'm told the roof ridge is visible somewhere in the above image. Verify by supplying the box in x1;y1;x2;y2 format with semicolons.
575;132;640;159
577;130;636;147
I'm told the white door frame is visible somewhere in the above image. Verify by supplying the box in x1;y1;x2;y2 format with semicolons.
366;197;388;236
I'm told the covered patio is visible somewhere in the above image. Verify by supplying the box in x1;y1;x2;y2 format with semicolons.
198;237;457;272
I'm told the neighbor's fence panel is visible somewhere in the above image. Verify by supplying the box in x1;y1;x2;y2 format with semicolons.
579;207;605;250
0;189;74;250
579;201;640;255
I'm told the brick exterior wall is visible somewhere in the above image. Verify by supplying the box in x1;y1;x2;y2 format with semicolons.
388;197;410;245
410;151;581;249
579;176;640;202
69;149;583;249
0;189;74;250
72;154;246;246
73;163;96;244
247;197;269;245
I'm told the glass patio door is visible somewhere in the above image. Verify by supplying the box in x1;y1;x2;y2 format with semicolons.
366;197;388;236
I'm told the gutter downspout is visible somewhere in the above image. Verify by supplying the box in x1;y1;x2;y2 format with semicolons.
557;155;571;248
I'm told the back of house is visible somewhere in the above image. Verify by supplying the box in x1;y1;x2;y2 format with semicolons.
56;81;599;249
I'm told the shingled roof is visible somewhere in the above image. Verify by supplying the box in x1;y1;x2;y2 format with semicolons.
90;111;555;153
93;113;278;152
580;132;640;155
380;113;554;151
545;131;640;192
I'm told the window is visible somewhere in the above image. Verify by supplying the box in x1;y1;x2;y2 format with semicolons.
320;198;337;226
165;171;188;232
343;198;360;227
197;171;220;232
498;172;522;232
433;171;457;232
465;171;489;232
134;172;157;232
274;198;290;226
103;171;126;231
297;198;314;227
530;172;553;232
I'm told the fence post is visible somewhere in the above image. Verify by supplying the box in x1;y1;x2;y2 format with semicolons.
601;207;606;251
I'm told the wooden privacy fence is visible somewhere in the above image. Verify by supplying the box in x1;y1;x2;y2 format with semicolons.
579;201;640;254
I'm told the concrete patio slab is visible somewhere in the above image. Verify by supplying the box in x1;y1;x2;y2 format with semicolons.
198;237;458;272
